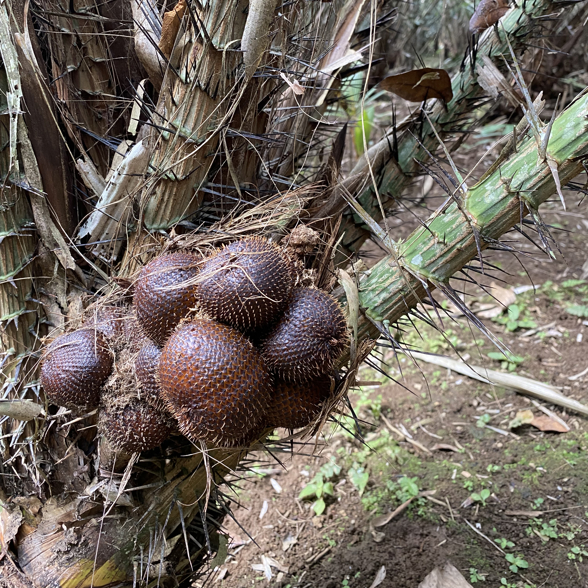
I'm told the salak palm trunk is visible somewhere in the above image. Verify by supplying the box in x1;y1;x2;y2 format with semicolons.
1;0;587;586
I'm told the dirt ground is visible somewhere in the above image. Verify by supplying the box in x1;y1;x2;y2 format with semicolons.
212;142;588;588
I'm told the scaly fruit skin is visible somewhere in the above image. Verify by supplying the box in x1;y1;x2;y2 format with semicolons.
134;252;202;346
41;329;113;410
159;319;271;446
261;288;349;382
135;342;164;410
100;398;173;453
196;237;293;332
266;375;332;429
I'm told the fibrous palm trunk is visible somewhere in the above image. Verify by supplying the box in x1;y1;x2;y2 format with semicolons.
1;0;587;586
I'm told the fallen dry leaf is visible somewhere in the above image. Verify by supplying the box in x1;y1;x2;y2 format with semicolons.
380;68;453;103
159;0;187;58
370;529;386;543
475;304;504;319
279;72;305;95
418;562;473;588
368;566;386;588
530;414;570;433
0;503;23;549
469;0;510;34
489;283;516;307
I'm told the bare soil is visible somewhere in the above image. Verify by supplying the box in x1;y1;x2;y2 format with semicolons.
215;172;588;588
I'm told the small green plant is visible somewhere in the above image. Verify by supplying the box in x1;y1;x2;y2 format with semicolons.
559;522;582;541
469;568;486;583
493;303;537;332
463;478;475;492
526;518;558;541
532;497;544;510
299;458;341;516
568;546;588;563
561;279;586;289
505;553;529;574
471;488;491;506
487;464;501;473
487;351;525;372
396;476;420;502
539;519;558;540
495;538;515;549
476;413;492;428
348;462;369;496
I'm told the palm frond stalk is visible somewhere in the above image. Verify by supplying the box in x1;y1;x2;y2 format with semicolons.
326;0;564;260
355;92;588;340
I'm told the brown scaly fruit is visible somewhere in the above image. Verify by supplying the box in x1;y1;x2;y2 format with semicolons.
260;287;349;382
266;375;332;430
133;252;202;346
196;237;293;332
159;319;271;446
40;329;113;410
100;396;173;453
135;342;164;410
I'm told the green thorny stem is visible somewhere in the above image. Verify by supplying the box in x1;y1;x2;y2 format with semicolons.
331;0;559;260
355;91;588;344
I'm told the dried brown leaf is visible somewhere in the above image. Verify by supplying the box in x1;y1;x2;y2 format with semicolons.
530;415;570;433
418;562;473;588
0;503;23;549
160;0;187;58
469;0;510;34
489;283;516;307
380;68;453;103
368;566;386;588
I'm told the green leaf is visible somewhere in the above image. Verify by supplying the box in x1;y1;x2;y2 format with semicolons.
398;476;420;499
354;107;375;156
312;498;326;516
471;493;481;502
323;482;334;496
349;465;369;496
299;483;317;500
565;304;588;317
562;279;585;288
507;304;520;321
321;459;341;479
481;488;490;501
488;351;524;364
315;477;324;499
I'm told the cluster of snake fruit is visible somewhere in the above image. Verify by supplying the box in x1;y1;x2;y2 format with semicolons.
40;236;349;453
